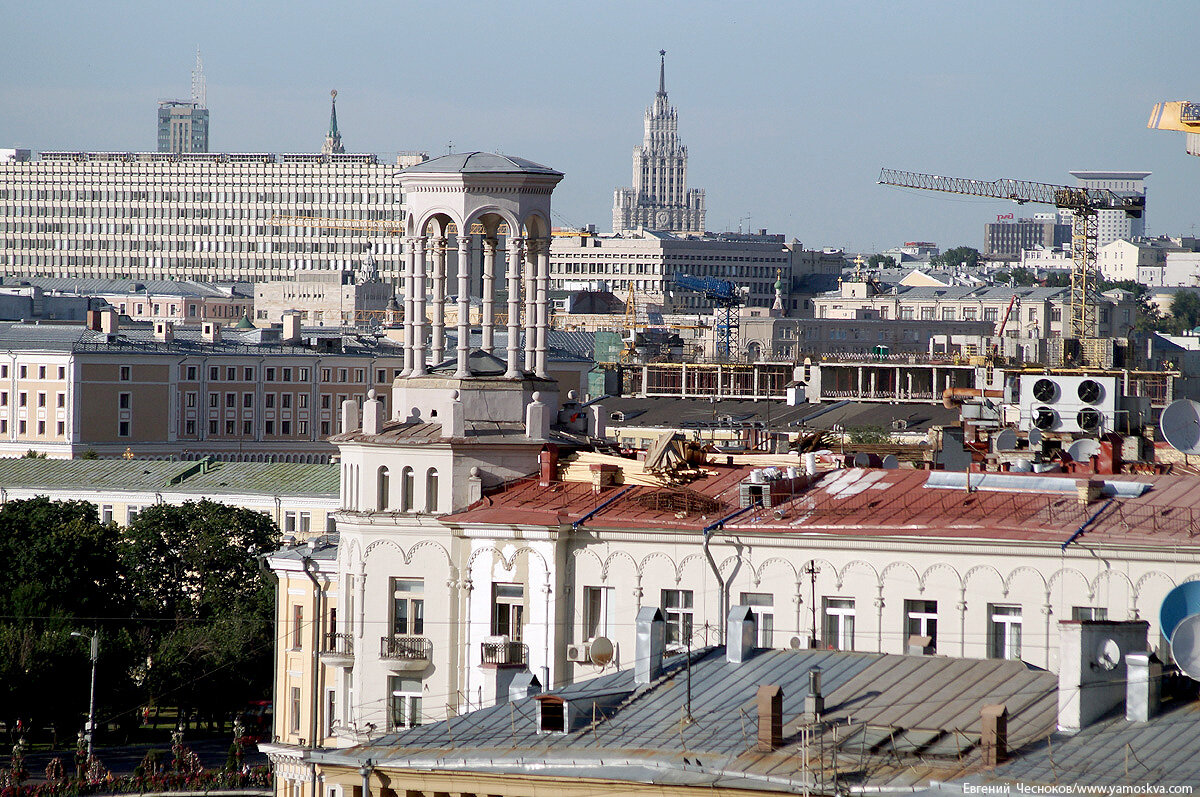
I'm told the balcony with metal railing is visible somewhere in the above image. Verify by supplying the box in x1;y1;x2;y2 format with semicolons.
379;635;432;672
319;632;354;667
481;639;528;668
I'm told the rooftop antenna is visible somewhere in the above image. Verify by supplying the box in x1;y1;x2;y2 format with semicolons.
191;47;207;108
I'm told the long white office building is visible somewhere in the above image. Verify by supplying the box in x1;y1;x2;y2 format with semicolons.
0;150;427;284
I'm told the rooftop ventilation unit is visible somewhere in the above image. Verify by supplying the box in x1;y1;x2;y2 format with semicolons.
1019;375;1119;434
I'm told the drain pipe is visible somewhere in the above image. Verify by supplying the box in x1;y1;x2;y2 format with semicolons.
571;487;634;532
702;500;762;645
301;556;324;753
1061;498;1113;551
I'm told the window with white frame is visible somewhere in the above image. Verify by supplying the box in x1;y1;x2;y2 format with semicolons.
905;599;938;651
822;597;856;651
989;604;1022;660
584;586;614;639
388;676;422;729
740;592;774;648
1072;606;1108;621
492;583;525;640
325;688;337;737
390;578;424;636
661;589;694;647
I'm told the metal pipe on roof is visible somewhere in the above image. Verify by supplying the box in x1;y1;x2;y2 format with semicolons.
702;499;762;646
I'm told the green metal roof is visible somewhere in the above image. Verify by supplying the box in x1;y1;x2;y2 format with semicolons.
174;461;338;496
0;458;194;492
0;457;338;497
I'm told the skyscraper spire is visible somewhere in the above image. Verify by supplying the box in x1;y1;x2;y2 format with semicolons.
191;47;207;108
322;89;344;155
658;49;666;95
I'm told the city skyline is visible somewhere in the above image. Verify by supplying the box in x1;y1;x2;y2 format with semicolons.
2;1;1198;252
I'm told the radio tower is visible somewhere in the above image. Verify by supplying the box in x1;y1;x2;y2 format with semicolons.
191;48;207;108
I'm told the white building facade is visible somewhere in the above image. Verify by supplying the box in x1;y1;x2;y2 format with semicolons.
1070;171;1149;248
0;151;417;283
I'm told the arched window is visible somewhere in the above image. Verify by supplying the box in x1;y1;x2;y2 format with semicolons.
401;466;414;512
425;468;439;513
377;466;390;511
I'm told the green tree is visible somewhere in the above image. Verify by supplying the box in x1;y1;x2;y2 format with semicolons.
0;498;127;734
1171;291;1200;331
931;246;980;269
845;425;891;444
1005;267;1037;286
867;254;897;269
120;501;279;724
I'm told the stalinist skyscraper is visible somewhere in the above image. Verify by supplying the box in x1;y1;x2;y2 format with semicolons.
612;51;706;235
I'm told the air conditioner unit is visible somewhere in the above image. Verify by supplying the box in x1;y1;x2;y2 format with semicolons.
484;634;510;645
566;642;591;663
1019;375;1118;434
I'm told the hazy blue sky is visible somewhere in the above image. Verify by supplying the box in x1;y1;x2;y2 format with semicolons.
3;1;1197;252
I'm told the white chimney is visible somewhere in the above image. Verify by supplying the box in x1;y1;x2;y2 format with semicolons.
590;403;607;439
634;607;665;685
1057;620;1149;733
1125;652;1162;723
202;321;221;343
100;308;118;335
282;311;301;344
447;389;465;438
154;321;174;343
726;605;758;664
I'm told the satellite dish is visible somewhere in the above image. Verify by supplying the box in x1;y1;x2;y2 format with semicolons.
588;636;615;667
993;428;1017;452
1171;613;1200;680
1078;379;1103;404
1029;428;1044;447
1159;581;1200;642
1066;438;1101;462
853;452;872;468
881;454;899;469
1095;638;1121;671
1161;399;1200;455
1032;378;1058;403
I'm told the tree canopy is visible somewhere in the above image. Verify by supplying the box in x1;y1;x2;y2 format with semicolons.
931;246;980;269
867;254;897;270
0;497;278;740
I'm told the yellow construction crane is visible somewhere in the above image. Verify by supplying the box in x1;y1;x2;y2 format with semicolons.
878;168;1145;364
1148;101;1200;157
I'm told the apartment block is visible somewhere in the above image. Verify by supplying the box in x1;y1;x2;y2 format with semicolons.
0;151;414;283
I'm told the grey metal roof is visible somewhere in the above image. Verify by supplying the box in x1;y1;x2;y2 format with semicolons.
993;694;1200;790
0;276;253;299
323;647;1058;792
398;151;561;176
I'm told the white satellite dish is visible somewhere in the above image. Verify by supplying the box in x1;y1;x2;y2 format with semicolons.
1161;399;1200;455
1028;428;1044;447
881;454;900;470
1066;438;1102;462
992;428;1017;452
588;636;615;667
1170;612;1200;680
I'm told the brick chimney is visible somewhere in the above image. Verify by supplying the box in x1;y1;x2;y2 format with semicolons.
539;444;559;487
756;685;783;751
980;704;1008;767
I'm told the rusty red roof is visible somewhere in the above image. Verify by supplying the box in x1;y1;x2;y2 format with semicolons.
445;465;1200;549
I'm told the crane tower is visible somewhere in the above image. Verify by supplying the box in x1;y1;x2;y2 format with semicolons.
878;168;1144;365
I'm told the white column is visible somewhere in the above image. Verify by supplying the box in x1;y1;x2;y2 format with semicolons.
411;237;428;377
524;240;536;372
431;236;447;366
456;235;472;378
505;237;524;378
400;236;416;376
534;238;550;378
482;237;497;356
